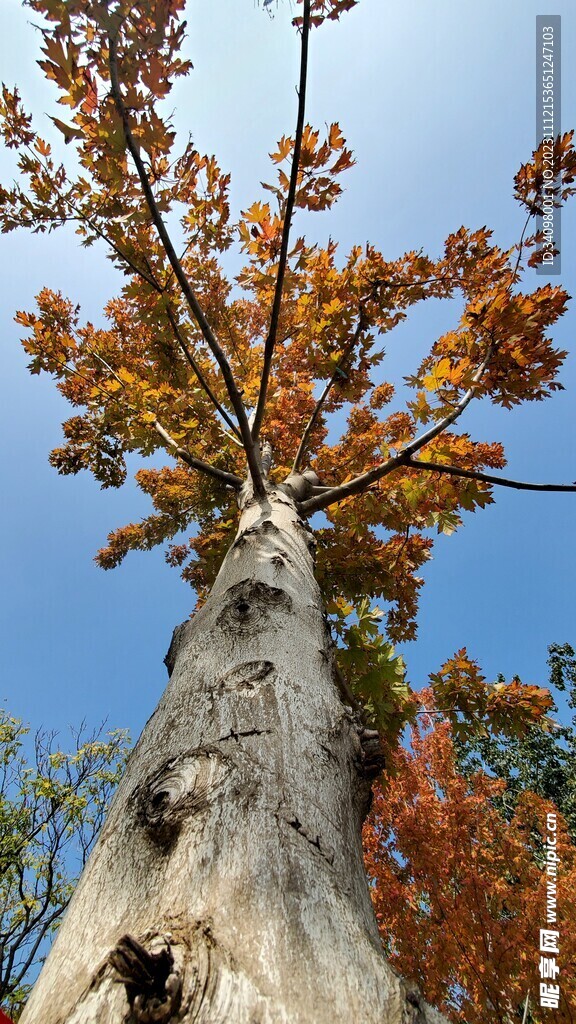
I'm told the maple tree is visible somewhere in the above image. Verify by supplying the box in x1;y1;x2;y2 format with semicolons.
363;666;576;1023
1;0;575;1021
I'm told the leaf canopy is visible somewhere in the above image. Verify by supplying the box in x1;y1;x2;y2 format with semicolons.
1;0;575;742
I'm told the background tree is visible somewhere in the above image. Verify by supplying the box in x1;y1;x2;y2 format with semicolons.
455;643;576;840
363;662;576;1023
0;0;575;1021
0;709;128;1021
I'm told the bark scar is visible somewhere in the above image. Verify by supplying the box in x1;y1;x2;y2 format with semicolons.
134;750;231;846
356;726;387;780
215;660;275;693
403;980;440;1023
218;727;272;742
282;813;335;866
164;620;190;677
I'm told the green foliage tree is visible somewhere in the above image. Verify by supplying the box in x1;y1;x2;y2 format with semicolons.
455;643;576;841
0;710;129;1020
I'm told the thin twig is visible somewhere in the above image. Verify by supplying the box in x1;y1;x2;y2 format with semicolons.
511;211;533;283
389;526;411;571
28;142;161;290
332;660;366;721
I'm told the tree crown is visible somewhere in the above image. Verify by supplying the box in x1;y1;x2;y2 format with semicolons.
1;0;575;744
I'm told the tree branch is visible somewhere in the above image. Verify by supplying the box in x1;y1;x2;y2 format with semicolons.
164;305;242;439
292;310;366;473
9;901;67;995
152;420;243;489
107;31;265;495
251;0;311;442
511;210;533;283
29;142;162;290
300;343;495;515
58;362;242;489
405;458;576;493
86;295;241;441
36;117;245;448
76;209;160;290
291;270;471;474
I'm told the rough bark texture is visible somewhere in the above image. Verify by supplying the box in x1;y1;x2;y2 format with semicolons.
21;489;447;1024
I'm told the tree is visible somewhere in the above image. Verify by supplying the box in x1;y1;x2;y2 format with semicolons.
0;1;575;1020
0;709;128;1021
363;673;576;1023
455;643;576;842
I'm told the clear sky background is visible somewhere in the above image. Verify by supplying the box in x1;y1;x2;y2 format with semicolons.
0;0;574;744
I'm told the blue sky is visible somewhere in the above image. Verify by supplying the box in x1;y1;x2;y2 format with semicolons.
0;0;575;742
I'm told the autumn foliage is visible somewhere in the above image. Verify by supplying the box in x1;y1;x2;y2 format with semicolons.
0;3;575;776
363;692;576;1023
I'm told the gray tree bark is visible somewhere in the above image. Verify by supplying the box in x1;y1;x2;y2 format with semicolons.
21;487;446;1024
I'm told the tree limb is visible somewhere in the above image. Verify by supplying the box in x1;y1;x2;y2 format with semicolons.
405;458;576;493
299;343;495;515
58;362;242;489
251;0;311;443
9;901;67;994
45;186;241;440
86;294;241;441
76;209;159;290
107;30;265;495
164;305;242;438
152;420;243;489
35;138;244;444
292;310;366;473
291;270;472;474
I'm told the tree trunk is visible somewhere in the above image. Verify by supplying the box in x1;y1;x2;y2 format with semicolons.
21;488;446;1024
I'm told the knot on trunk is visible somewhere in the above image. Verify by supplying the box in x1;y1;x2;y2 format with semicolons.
216;659;275;693
217;579;292;634
134;750;230;847
109;933;182;1023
